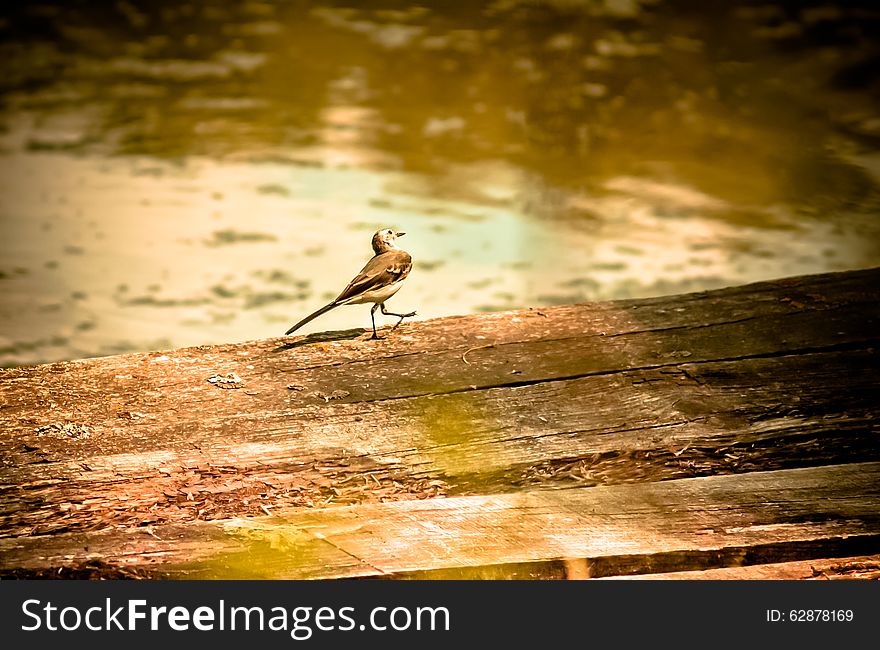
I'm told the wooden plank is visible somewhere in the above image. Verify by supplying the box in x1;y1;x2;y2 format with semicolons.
3;268;878;445
600;554;880;580
2;348;877;539
2;462;878;579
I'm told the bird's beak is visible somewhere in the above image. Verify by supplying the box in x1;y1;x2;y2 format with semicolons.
396;231;406;237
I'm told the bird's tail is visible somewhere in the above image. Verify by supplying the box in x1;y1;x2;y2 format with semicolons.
285;302;339;335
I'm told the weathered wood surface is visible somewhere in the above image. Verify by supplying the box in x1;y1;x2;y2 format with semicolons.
1;267;878;578
2;462;878;579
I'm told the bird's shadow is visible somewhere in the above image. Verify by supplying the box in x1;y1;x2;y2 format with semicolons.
272;328;366;352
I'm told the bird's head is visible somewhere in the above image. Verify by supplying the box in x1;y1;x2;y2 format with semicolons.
371;228;405;254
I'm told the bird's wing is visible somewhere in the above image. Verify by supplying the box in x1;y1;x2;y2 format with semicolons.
334;250;412;303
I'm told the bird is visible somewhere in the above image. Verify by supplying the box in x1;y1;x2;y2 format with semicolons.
285;228;416;340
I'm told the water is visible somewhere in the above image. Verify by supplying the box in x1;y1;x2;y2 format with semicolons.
1;0;879;366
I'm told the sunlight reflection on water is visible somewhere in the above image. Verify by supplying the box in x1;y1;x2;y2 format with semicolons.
1;0;878;365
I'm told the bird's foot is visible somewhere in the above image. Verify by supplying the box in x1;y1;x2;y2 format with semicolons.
391;311;417;330
370;333;384;340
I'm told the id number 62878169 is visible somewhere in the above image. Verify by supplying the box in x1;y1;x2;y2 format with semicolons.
766;609;854;623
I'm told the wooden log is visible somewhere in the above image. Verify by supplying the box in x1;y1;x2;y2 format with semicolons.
1;267;878;577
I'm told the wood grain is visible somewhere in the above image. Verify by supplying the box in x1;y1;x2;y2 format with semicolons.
1;462;877;579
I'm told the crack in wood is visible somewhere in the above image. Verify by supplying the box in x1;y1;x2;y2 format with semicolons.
355;338;880;405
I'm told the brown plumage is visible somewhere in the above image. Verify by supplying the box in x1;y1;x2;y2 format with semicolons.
285;228;416;339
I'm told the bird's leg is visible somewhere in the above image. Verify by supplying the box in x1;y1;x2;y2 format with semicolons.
381;303;417;330
370;303;383;340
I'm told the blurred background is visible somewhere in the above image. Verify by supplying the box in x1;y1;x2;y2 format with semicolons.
1;0;878;366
